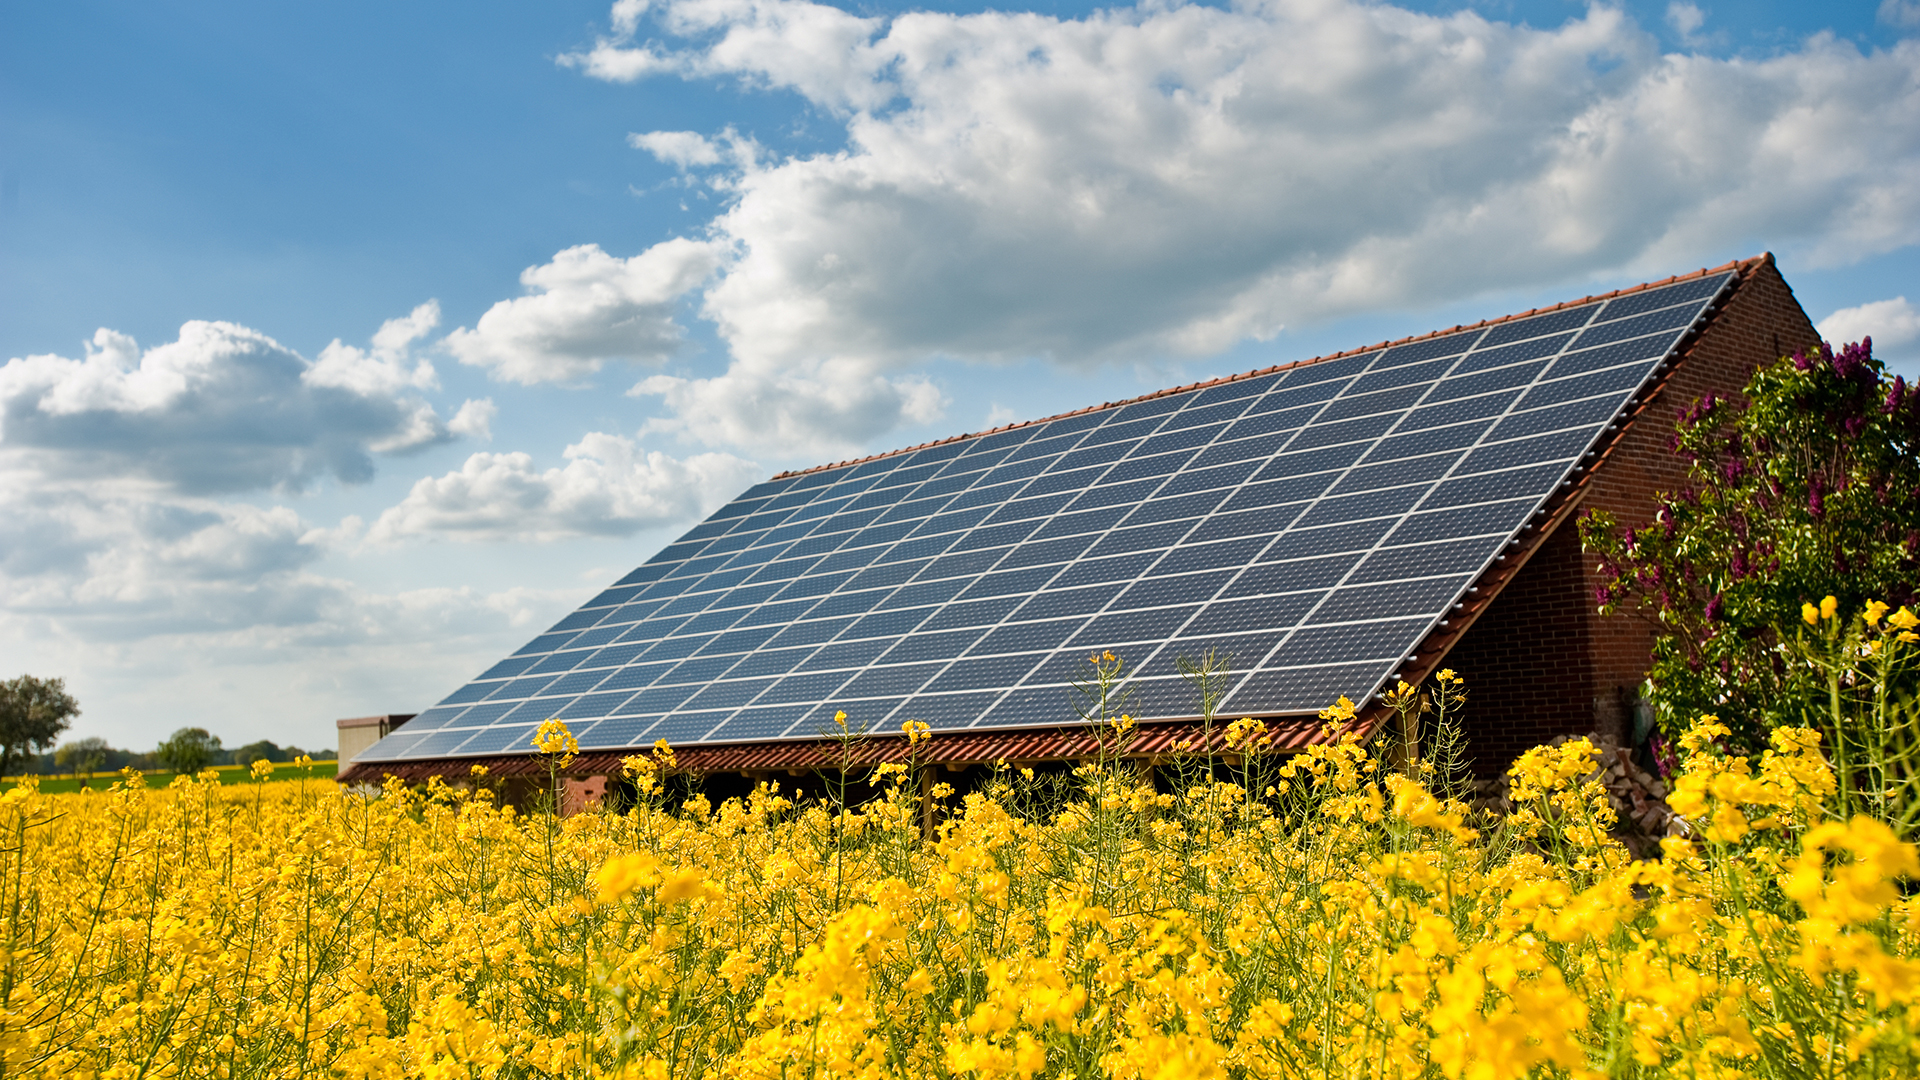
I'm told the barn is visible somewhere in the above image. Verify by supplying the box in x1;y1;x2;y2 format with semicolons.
336;254;1821;796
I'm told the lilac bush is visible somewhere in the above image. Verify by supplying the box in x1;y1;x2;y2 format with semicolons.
1580;338;1920;748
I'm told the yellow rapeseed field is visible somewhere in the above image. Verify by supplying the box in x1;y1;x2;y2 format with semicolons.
5;623;1920;1077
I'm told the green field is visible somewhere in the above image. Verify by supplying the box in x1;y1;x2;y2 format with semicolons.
2;761;339;793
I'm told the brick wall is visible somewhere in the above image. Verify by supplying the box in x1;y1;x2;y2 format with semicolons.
1451;258;1823;776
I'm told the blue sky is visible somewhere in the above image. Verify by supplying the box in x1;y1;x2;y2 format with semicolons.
4;0;1919;752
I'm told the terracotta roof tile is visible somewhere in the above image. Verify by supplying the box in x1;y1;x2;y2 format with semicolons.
335;712;1376;784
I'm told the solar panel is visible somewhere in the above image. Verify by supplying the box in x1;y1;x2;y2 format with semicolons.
359;272;1736;761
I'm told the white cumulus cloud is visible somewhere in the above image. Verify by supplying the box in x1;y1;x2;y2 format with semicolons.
0;314;454;494
306;301;441;397
566;0;894;109
565;0;1920;382
371;432;760;542
633;357;945;456
1667;3;1707;39
1819;296;1920;354
0;479;336;640
442;240;722;385
0;474;591;746
448;398;498;441
629;130;725;168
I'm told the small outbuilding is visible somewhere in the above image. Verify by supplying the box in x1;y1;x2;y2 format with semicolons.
336;714;413;766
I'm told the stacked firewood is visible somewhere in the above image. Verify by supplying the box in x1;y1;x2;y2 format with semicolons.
1468;734;1684;858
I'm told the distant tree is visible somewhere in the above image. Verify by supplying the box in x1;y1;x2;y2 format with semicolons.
230;739;281;766
1582;337;1920;749
156;727;223;776
53;736;111;781
0;676;81;780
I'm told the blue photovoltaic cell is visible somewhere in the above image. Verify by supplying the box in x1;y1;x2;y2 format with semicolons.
927;654;1042;692
1312;575;1472;624
500;697;576;724
358;271;1735;761
881;628;989;663
457;725;542;755
577;715;660;747
1378;330;1484;366
972;619;1083;656
546;671;610;696
804;637;894;669
439;682;497;706
1570;303;1699;350
1352;540;1493;583
1225;663;1391;712
558;692;638;719
1188;504;1307;544
1069;605;1201;646
921;597;1022;630
406;729;483;758
1053;553;1157;587
1228;554;1363;596
1184;594;1318;635
1477;306;1595;349
765;671;854;703
1152;536;1274;573
977;686;1067;727
1388;499;1537;546
567;625;631;650
1491;395;1623;442
1427;361;1551;402
1114;570;1236;609
897;691;1006;728
712;705;814;741
1015;584;1125;619
477;656;540;680
404;708;465;731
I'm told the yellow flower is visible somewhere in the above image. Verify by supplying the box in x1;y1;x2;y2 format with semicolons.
1785;816;1919;925
901;719;931;745
1223;717;1268;750
1891;605;1919;631
532;717;578;759
657;868;710;904
1802;601;1821;625
1318;695;1357;724
1865;599;1891;626
592;852;661;904
1820;594;1839;620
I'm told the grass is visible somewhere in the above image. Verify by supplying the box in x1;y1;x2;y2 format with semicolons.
2;760;339;793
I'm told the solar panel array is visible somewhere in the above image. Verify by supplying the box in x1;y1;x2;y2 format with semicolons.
360;272;1734;762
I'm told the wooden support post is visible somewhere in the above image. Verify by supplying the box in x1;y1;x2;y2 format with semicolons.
919;765;935;841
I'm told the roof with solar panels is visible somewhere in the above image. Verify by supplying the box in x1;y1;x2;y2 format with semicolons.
340;255;1788;782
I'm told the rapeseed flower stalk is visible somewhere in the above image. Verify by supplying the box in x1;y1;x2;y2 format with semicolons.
4;666;1920;1076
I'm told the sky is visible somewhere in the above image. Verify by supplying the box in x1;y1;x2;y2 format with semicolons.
4;0;1920;753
